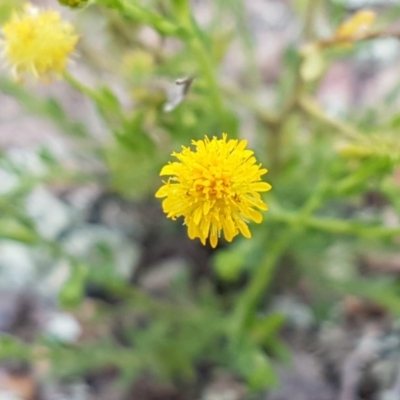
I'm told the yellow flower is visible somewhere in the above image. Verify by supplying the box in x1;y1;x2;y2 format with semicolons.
1;4;78;81
155;134;272;248
335;10;376;40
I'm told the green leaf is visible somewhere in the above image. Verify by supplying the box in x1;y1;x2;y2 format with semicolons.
214;249;246;282
235;342;279;390
247;352;278;390
250;313;286;346
0;335;30;360
96;0;179;36
0;219;38;244
265;337;291;363
59;263;88;309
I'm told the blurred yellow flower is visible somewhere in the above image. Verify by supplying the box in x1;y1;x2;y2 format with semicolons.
1;4;78;81
155;134;271;248
335;9;376;40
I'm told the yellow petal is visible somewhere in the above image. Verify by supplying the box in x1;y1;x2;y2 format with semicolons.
236;218;251;239
250;182;272;192
187;220;197;239
201;216;211;239
155;186;168;198
210;229;218;248
160;164;177;176
247;208;263;223
222;216;236;242
193;206;203;225
203;200;211;215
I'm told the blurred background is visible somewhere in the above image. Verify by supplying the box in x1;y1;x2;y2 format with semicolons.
1;0;400;399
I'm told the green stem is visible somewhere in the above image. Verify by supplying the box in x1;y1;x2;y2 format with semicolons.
263;0;322;169
272;211;400;239
229;0;261;88
262;5;312;169
267;123;283;174
222;85;278;125
299;95;364;141
189;35;225;120
172;0;190;21
231;180;328;342
303;0;322;41
231;229;296;342
175;1;227;127
63;71;124;129
63;71;100;102
96;0;178;36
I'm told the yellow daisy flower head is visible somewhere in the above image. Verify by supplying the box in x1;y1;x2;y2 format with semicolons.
156;133;272;248
1;3;78;81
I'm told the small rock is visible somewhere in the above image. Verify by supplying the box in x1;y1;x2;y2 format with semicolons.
43;312;81;343
202;374;246;400
0;292;41;340
39;259;71;299
372;357;399;390
25;186;72;240
7;148;46;177
0;169;18;195
138;258;188;292
270;296;314;330
62;185;102;215
0;241;35;290
43;381;89;400
267;353;335;400
62;225;140;279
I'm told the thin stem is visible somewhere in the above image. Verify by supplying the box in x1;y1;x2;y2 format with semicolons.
63;71;100;101
299;95;364;141
230;229;296;344
272;210;400;238
303;0;322;42
96;0;178;36
229;0;261;89
231;179;328;342
174;0;227;127
260;0;321;170
267;125;283;174
188;35;226;125
222;85;278;126
63;71;124;128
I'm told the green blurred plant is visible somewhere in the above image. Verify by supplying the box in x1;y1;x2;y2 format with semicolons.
1;0;400;394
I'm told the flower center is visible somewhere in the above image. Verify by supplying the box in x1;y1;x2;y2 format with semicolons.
193;174;231;200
